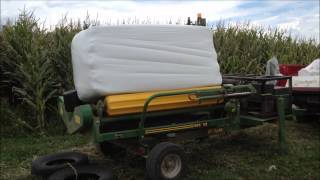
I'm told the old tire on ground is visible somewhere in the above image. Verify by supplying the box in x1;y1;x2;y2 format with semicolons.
146;142;187;180
96;141;125;156
47;164;113;180
31;151;89;176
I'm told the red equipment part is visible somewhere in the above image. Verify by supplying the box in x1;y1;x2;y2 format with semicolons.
277;64;305;86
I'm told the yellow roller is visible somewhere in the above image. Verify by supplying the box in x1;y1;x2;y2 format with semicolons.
104;85;223;116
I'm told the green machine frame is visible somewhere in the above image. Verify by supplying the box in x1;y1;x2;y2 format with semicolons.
58;84;288;154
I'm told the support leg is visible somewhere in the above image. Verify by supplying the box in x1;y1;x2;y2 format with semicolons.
277;96;287;154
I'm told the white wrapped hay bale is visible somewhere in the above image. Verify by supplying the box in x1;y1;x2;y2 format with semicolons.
71;25;222;102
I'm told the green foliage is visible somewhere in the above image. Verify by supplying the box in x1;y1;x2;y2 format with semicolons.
214;22;320;74
0;11;319;135
47;17;81;91
1;11;59;133
0;99;30;137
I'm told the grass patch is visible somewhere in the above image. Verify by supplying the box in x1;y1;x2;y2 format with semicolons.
0;134;87;180
187;121;320;180
0;121;319;180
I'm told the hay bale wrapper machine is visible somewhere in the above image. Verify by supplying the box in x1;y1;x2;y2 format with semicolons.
57;26;291;180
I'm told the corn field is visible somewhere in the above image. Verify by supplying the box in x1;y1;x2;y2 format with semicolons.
0;11;319;136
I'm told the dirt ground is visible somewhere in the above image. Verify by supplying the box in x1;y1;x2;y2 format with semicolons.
1;120;319;180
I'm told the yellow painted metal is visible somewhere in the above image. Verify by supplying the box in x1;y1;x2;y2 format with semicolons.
104;85;223;116
145;121;208;135
74;115;81;125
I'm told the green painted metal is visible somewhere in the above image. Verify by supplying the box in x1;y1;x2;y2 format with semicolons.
57;96;74;133
59;83;289;156
206;117;228;127
91;116;100;143
277;96;288;154
240;114;293;126
224;99;237;113
224;99;238;132
57;96;93;134
139;87;221;137
233;99;241;130
224;84;257;94
98;128;141;142
93;117;230;142
292;106;308;122
139;85;255;138
74;104;93;129
66;104;93;134
240;116;274;126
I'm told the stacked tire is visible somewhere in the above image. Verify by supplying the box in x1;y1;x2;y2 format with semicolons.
31;151;113;180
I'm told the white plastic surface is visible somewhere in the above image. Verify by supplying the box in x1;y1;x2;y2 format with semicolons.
298;58;320;76
292;76;320;88
71;25;222;102
292;59;320;88
265;56;281;85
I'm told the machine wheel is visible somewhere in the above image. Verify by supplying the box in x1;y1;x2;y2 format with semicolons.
96;141;125;156
47;164;113;180
146;142;187;180
31;151;88;176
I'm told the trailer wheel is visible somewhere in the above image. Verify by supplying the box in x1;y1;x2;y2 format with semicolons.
146;142;186;180
47;165;113;180
31;152;88;176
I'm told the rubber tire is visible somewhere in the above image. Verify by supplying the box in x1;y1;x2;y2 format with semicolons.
31;151;89;176
47;164;113;180
146;142;187;180
96;141;125;156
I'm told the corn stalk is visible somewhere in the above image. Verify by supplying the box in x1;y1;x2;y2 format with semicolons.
1;11;58;132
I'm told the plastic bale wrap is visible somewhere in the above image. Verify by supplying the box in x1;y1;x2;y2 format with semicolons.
71;25;222;102
293;59;320;88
